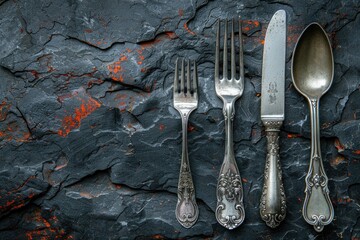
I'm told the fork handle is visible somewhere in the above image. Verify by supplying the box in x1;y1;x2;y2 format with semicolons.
260;121;286;228
216;101;245;230
176;112;199;228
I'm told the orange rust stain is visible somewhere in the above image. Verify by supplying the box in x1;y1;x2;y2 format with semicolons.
120;55;128;61
184;22;195;35
152;235;165;240
287;133;301;138
242;20;260;32
0;122;30;142
187;124;195;132
337;197;352;203
119;101;127;106
30;70;40;79
0;101;11;121
353;150;360;154
57;98;101;137
7;176;36;195
255;93;261;97
57;92;75;103
140;32;177;49
242;178;248;183
330;156;345;167
115;94;128;100
12;203;26;210
136;49;145;65
334;139;345;152
159;124;165;131
108;54;128;82
287;34;300;44
87;79;104;88
84;29;93;33
137;54;145;65
24;208;71;240
165;32;177;39
243;26;250;32
140;38;161;48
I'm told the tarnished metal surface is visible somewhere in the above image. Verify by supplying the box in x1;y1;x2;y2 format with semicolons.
259;10;287;229
292;23;335;232
0;0;359;239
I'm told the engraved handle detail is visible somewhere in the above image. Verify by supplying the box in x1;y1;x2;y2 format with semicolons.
303;99;334;232
260;121;286;228
216;101;245;230
176;113;199;228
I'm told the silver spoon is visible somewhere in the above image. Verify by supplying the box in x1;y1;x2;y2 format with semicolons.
291;22;334;232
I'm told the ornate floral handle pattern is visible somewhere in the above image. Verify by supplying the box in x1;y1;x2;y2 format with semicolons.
175;112;199;228
303;99;334;232
216;101;245;230
260;121;286;228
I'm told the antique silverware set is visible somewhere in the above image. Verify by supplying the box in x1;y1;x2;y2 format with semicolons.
173;10;334;232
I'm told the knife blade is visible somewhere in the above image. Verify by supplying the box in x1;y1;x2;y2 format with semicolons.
259;10;287;228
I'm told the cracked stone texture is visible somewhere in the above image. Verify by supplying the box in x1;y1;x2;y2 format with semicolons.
0;0;359;239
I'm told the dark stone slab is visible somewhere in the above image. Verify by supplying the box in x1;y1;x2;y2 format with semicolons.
0;0;359;239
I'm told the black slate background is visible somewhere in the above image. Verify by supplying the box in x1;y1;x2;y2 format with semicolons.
0;0;359;239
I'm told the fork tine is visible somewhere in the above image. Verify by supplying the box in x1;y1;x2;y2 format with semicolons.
187;59;190;94
239;19;244;81
193;61;198;94
181;59;185;92
223;19;228;80
174;58;179;94
231;19;236;80
215;19;220;81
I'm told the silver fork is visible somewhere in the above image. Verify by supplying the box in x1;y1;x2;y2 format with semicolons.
173;58;199;228
214;19;245;230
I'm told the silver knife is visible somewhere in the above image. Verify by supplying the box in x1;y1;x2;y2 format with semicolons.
259;10;287;228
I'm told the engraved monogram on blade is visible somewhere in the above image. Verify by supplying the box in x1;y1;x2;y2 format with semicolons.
260;121;286;228
268;82;278;104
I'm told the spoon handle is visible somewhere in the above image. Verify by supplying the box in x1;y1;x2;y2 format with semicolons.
303;99;334;232
260;121;286;228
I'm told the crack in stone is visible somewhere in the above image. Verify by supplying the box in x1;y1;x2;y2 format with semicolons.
15;105;32;139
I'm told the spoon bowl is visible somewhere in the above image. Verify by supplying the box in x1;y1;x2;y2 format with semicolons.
291;22;334;232
292;23;334;100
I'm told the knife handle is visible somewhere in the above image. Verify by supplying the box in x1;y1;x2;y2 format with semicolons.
260;120;286;228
